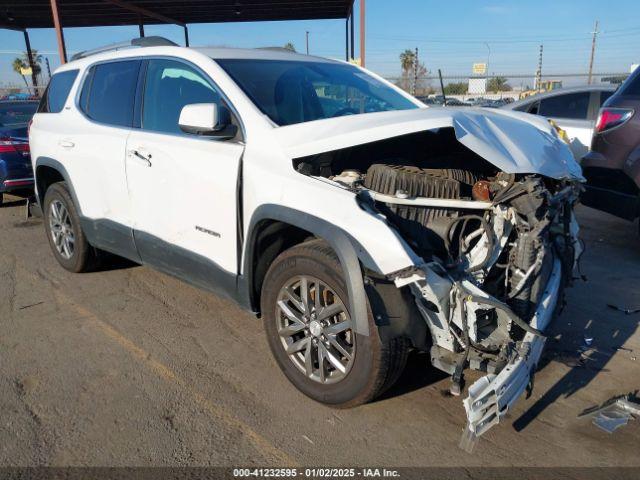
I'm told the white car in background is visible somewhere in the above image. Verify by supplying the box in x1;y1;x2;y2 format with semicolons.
502;85;616;159
29;37;583;444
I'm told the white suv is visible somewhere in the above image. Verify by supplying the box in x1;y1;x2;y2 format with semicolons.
30;37;583;441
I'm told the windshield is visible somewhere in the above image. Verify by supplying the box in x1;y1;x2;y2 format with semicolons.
0;102;38;129
215;59;418;126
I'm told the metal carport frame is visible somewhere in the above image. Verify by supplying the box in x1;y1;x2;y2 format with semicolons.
1;0;365;72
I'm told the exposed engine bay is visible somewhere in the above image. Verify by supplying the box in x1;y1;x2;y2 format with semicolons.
294;127;583;446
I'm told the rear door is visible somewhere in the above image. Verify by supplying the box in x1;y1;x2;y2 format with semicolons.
64;59;142;260
538;91;593;158
125;58;244;292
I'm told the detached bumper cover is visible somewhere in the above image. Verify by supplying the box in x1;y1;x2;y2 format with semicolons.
463;258;562;437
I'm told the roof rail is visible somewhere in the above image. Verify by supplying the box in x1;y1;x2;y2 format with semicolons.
70;36;179;61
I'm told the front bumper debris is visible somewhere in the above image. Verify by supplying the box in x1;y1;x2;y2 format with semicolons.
461;258;562;446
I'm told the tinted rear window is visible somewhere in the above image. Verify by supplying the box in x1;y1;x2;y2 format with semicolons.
618;69;640;97
538;92;590;120
38;70;78;113
80;60;140;127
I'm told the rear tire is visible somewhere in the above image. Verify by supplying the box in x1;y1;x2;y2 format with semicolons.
0;192;4;206
43;182;98;273
261;239;409;407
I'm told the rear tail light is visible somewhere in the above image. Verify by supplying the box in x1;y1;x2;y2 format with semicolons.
595;107;634;134
0;137;30;154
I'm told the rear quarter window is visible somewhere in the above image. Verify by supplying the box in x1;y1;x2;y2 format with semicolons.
38;70;79;113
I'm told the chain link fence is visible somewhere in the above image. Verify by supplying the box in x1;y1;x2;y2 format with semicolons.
385;72;630;103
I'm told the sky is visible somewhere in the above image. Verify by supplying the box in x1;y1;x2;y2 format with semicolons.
1;0;640;88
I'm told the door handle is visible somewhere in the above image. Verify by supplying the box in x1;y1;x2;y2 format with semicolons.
59;140;75;148
129;149;152;167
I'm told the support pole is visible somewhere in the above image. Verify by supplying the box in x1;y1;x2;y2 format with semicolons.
50;0;67;64
350;10;355;60
23;29;39;95
359;0;366;67
345;17;349;61
184;25;189;46
138;17;145;37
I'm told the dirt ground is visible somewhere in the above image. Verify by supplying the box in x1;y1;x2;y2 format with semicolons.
1;194;639;468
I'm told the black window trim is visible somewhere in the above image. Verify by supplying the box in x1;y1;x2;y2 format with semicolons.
75;58;142;130
75;55;245;142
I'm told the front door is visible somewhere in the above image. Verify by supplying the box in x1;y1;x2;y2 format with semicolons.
125;58;244;294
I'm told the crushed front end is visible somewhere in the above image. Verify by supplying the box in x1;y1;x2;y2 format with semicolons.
357;166;582;444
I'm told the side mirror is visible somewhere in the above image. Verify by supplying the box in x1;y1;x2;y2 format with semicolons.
178;103;237;139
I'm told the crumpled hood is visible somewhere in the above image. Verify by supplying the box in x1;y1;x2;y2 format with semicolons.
272;107;583;181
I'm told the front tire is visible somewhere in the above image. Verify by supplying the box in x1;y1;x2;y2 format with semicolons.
261;239;409;407
43;182;97;273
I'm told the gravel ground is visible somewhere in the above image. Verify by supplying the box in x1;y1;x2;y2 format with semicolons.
1;194;639;468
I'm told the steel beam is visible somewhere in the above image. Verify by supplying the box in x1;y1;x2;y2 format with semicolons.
50;0;67;64
103;0;185;27
23;30;39;94
350;9;355;60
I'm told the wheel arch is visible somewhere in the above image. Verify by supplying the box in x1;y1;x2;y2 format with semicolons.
34;158;82;214
243;205;374;336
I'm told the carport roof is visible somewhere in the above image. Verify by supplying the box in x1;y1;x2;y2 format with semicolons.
0;0;355;29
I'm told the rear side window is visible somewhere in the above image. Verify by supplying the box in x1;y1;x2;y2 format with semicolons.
538;92;590;120
38;70;78;113
79;60;141;127
618;69;640;97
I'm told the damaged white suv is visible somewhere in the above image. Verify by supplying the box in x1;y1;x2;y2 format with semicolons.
30;38;583;441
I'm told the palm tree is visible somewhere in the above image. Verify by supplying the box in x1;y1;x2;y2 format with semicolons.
283;42;296;52
11;50;42;92
399;49;415;75
12;58;30;89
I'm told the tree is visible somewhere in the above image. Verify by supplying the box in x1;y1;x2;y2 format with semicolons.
487;76;512;92
397;49;429;93
443;82;468;95
283;42;296;52
12;50;42;92
399;49;415;74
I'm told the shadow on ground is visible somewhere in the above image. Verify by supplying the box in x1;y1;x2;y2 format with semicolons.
513;207;640;431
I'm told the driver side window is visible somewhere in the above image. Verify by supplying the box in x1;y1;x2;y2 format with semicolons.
142;59;222;135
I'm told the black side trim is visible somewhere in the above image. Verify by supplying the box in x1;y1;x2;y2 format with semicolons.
245;205;375;336
134;229;239;304
80;218;141;263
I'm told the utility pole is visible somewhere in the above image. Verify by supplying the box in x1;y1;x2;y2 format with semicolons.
588;20;599;85
412;47;419;95
306;31;309;55
536;44;543;93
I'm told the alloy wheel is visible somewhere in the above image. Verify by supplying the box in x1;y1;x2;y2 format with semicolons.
276;275;355;384
49;199;75;260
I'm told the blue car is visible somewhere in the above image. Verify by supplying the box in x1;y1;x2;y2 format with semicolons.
0;100;38;205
